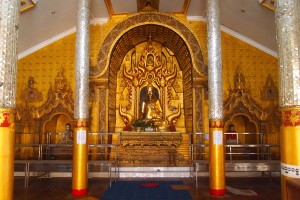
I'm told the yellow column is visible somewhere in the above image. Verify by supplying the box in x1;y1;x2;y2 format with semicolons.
209;119;225;196
280;108;300;199
0;109;15;200
72;119;89;196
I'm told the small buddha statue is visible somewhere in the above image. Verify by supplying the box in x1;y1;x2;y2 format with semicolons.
60;123;73;144
145;54;155;71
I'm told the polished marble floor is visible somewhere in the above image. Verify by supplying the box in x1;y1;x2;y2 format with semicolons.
14;176;281;200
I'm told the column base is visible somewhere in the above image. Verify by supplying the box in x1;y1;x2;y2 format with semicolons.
72;188;88;196
209;188;226;196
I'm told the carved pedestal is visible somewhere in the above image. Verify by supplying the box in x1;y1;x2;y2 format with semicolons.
120;131;184;166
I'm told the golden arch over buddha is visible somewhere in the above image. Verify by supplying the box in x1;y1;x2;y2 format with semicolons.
117;38;183;132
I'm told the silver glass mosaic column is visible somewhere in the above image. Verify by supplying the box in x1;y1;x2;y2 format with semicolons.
206;0;225;196
207;0;223;119
74;0;90;120
72;0;90;197
0;1;20;200
0;0;19;108
275;0;300;199
276;0;300;108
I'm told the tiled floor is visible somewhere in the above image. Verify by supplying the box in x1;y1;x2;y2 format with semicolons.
14;176;281;200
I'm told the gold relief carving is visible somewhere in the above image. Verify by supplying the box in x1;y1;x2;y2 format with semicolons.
117;39;183;129
224;69;268;122
219;30;279;107
261;74;278;101
99;89;107;132
16;65;74;132
138;0;158;12
215;29;279;143
20;77;43;104
53;68;69;98
91;13;205;79
14;14;280;156
74;119;88;128
119;132;186;166
34;67;74;119
120;146;173;166
15;107;35;122
93;13;205;133
234;68;246;91
194;87;203;132
121;132;182;147
17;33;76;109
119;105;133;127
16;34;77;134
121;38;178;88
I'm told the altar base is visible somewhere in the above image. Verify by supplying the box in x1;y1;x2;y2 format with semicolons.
119;131;187;167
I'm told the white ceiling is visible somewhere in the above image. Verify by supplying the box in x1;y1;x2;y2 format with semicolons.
18;0;277;57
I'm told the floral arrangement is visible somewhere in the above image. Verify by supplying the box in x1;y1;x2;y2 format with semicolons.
131;119;150;127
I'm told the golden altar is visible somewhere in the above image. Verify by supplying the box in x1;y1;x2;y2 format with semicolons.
119;131;185;166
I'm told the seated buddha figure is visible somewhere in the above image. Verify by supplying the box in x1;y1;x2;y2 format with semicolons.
140;83;168;130
141;83;162;120
60;123;73;144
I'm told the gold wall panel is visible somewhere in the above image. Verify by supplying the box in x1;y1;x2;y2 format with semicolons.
187;21;278;106
16;14;279;160
116;39;185;132
17;34;76;108
187;20;278;145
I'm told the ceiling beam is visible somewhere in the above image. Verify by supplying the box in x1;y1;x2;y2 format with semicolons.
182;0;191;16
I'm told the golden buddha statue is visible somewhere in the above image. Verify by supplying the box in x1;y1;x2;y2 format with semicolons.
140;83;169;131
141;83;162;120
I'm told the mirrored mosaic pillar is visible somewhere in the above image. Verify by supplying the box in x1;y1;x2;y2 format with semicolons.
0;1;20;200
275;0;300;199
72;0;90;196
206;0;225;196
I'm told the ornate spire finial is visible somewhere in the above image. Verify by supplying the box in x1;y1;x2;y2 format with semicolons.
138;0;158;12
234;67;246;91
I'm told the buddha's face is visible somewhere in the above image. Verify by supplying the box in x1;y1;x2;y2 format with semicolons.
65;124;71;131
147;87;153;99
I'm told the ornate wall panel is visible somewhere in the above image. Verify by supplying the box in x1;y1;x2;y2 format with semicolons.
17;34;76;108
98;88;107;132
187;21;278;105
15;15;279;145
94;13;206;133
115;39;185;132
194;86;204;132
91;13;206;79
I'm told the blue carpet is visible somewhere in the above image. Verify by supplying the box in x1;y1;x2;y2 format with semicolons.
100;181;192;200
